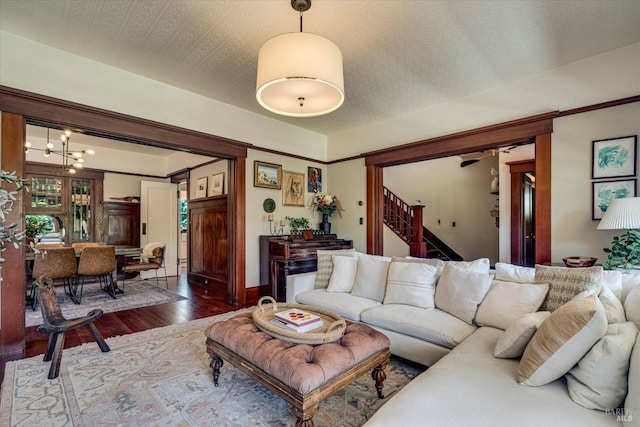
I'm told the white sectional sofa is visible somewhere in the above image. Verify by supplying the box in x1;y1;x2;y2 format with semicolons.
288;251;640;427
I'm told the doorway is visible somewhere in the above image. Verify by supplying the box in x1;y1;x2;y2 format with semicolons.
509;160;536;266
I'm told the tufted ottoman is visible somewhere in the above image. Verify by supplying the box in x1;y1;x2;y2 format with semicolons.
204;312;391;427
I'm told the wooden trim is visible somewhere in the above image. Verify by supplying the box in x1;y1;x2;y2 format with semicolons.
1;113;27;356
251;145;327;164
0;86;250;159
509;160;535;265
363;112;557;167
535;134;552;264
366;165;384;255
228;157;246;305
558;95;640;117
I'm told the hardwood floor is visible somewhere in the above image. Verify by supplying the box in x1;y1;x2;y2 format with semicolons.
0;272;252;383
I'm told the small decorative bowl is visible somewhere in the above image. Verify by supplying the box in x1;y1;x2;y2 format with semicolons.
562;256;598;268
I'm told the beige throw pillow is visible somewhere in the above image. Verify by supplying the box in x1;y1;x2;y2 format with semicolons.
383;261;439;308
434;263;492;325
517;292;607;386
475;280;549;330
494;311;551;359
566;322;639;411
350;253;392;302
314;249;356;289
534;265;603;311
326;255;359;293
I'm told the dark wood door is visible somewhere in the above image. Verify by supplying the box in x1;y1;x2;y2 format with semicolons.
509;160;536;266
188;197;228;288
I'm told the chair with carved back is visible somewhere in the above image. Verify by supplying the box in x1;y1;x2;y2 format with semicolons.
122;244;168;290
35;276;110;379
74;245;117;303
28;247;77;311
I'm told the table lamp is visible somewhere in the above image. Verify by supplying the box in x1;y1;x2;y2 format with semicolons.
597;197;640;270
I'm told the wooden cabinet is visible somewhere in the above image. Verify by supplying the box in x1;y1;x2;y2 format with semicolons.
188;196;228;288
101;202;140;247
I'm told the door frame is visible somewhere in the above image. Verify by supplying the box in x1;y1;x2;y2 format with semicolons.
509;160;536;265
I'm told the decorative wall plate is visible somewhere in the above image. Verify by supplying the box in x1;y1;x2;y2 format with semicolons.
263;198;276;213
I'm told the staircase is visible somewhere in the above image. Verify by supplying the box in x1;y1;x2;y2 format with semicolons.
383;187;462;261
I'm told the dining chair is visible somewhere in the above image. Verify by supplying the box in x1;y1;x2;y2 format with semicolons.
122;244;168;290
28;247;77;311
74;245;117;303
35;276;110;379
71;242;100;250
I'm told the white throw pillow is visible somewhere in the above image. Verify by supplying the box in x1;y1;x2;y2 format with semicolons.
314;249;356;289
599;282;626;324
624;286;640;329
444;258;491;274
534;265;603;312
566;322;638;411
434;263;492;325
495;262;536;283
494;311;550;359
350;253;392;302
518;291;607;386
326;255;359;293
602;270;623;301
475;280;549;330
383;261;439;308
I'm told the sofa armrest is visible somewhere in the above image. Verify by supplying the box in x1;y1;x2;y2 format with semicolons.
286;272;317;303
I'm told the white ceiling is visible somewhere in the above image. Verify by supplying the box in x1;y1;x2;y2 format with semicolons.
1;0;639;138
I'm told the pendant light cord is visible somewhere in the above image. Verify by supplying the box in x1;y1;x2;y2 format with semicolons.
299;9;303;32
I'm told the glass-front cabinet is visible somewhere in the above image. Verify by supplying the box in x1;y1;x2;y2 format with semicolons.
25;163;103;245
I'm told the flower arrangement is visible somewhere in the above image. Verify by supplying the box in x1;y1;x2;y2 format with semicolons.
1;170;29;272
310;191;343;218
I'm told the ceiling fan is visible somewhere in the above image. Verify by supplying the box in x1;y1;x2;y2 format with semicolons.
460;146;517;168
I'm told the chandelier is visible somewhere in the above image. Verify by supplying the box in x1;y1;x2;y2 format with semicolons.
256;0;344;117
24;128;95;174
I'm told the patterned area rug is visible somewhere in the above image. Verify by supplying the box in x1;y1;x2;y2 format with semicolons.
2;311;425;426
25;281;187;327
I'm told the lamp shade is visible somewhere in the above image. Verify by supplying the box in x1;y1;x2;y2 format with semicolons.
597;197;640;230
256;32;344;117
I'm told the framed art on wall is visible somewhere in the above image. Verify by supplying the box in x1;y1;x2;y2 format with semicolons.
592;179;637;220
195;177;207;199
283;170;305;206
307;166;322;192
591;135;637;179
208;172;225;197
254;161;282;189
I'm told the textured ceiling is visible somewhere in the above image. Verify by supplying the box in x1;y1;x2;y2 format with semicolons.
1;0;639;137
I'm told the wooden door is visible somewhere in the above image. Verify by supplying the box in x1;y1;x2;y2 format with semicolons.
509;160;536;266
188;197;228;288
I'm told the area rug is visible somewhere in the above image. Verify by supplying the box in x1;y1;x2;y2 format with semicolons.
24;281;187;327
2;310;425;426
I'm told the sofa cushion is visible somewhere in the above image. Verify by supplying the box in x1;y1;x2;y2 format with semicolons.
383;261;439;308
566;322;638;411
314;249;357;289
534;265;603;312
621;270;640;303
326;255;358;293
495;262;536;283
444;257;491;274
625;286;640;330
518;292;607;386
435;263;492;325
602;270;623;301
475;280;548;330
494;311;550;359
350;253;391;302
361;304;477;349
599;282;626;324
625;332;640;427
295;289;380;321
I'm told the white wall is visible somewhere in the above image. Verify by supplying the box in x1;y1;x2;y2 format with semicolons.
190;161;229;199
103;173;167;200
551;102;640;263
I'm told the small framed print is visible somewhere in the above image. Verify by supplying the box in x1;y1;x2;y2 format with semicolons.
307;166;322;193
254;161;282;189
208;172;225;197
592;135;637;179
195;177;207;199
282;170;305;206
592;179;637;220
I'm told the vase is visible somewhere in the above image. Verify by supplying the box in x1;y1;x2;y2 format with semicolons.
319;213;331;234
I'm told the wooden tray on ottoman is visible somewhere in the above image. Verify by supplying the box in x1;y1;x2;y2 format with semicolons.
252;296;346;344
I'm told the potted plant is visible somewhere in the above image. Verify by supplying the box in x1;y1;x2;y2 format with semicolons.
603;229;640;271
1;170;29;275
285;216;311;231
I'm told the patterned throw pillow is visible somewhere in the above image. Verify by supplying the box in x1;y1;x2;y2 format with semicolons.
534;265;603;311
314;249;356;289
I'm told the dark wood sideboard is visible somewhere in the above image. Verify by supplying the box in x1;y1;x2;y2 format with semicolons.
188;196;228;289
260;234;353;301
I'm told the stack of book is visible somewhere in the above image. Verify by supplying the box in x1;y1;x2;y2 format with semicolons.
271;309;323;333
38;232;62;244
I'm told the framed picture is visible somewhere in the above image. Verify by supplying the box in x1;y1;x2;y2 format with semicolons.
592;135;637;179
254;161;282;189
208;172;225;197
282;170;305;206
592;179;637;220
195;177;207;199
307;166;322;193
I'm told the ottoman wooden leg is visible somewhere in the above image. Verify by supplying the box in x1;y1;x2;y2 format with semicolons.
291;404;319;427
371;362;388;399
210;355;224;387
